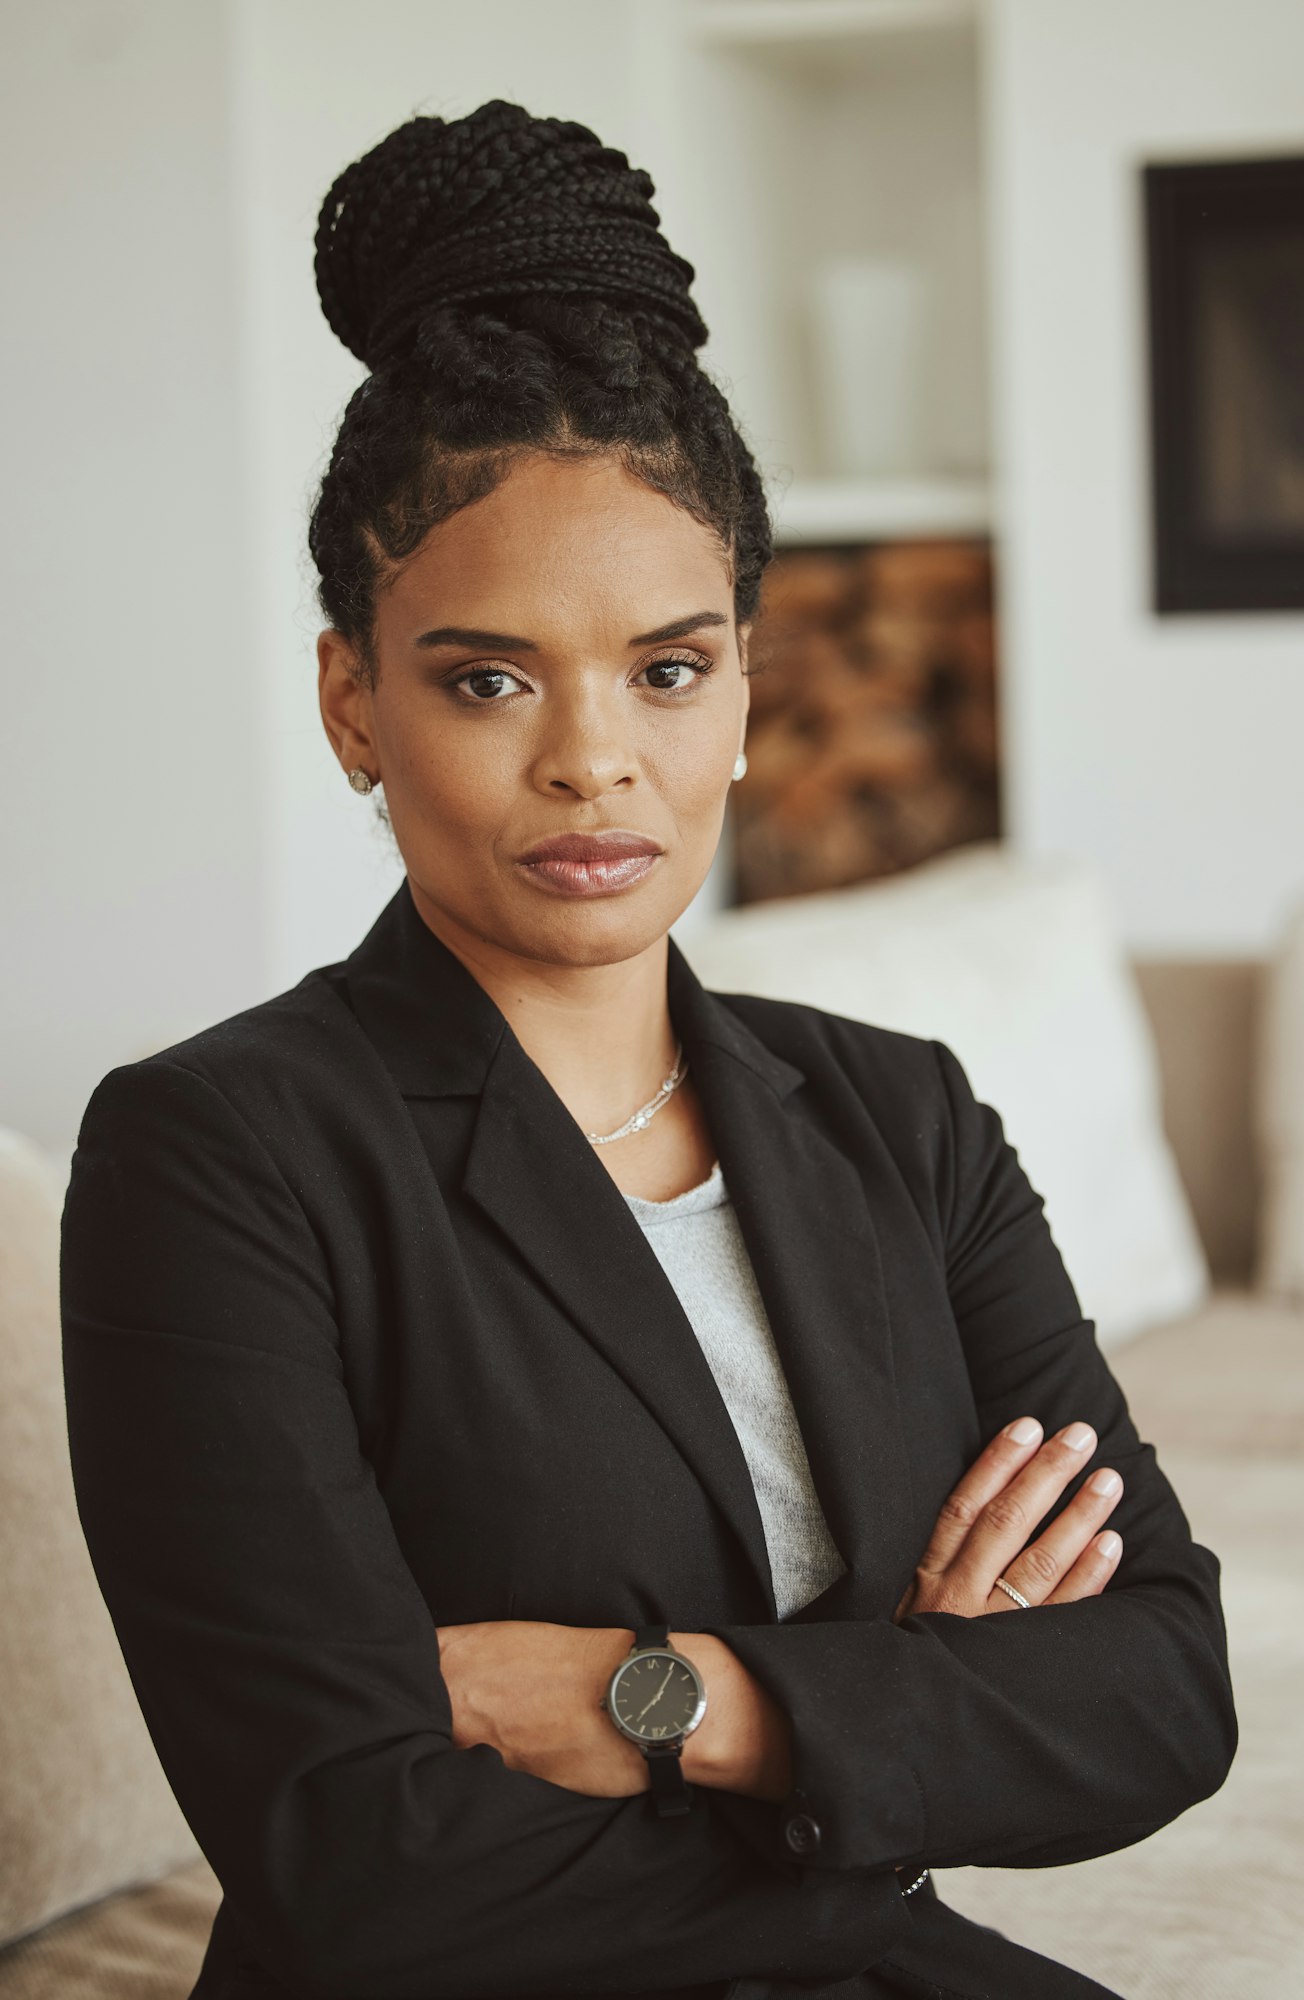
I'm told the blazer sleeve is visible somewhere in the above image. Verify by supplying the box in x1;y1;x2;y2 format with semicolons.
60;1058;889;2000
699;1035;1238;1879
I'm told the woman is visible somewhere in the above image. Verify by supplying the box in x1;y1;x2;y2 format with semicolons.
61;102;1235;2000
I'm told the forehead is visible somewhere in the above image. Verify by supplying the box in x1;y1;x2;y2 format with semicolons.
380;453;732;640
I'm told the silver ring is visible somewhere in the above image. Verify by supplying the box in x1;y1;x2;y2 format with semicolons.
994;1576;1032;1609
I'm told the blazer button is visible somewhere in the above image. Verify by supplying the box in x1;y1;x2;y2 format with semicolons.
783;1811;822;1856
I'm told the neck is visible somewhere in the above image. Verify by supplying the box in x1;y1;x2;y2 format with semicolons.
406;880;679;1135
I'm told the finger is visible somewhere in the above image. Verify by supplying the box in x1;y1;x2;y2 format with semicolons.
1043;1529;1123;1604
998;1467;1124;1606
915;1415;1045;1576
949;1420;1098;1595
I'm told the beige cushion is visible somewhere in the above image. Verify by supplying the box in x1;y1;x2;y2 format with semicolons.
0;1859;219;2000
1257;892;1304;1302
1106;1288;1304;1457
683;841;1209;1348
0;1132;200;1951
1130;958;1263;1286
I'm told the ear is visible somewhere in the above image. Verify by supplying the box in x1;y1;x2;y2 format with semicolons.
317;629;380;781
737;622;753;723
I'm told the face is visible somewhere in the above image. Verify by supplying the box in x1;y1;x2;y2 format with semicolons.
318;451;750;973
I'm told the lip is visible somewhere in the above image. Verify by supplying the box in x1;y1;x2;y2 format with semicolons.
518;830;664;865
516;829;665;900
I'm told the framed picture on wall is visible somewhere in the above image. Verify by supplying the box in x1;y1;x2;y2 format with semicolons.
1144;153;1304;613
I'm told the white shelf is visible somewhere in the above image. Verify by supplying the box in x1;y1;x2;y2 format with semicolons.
767;474;993;544
689;0;976;48
670;0;993;527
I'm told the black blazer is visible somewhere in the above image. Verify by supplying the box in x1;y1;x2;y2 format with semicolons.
60;876;1236;2000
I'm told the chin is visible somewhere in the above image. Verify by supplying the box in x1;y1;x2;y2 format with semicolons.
505;885;688;968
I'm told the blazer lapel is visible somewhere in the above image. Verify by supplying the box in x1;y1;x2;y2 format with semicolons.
343;879;911;1623
343;881;776;1613
461;1029;778;1617
665;949;915;1617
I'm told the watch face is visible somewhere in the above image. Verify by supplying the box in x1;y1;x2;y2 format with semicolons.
610;1651;704;1743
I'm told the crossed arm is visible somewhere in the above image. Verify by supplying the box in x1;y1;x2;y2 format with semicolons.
434;1406;1134;1808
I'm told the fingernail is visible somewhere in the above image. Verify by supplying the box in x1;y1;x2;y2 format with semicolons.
1004;1416;1042;1445
1062;1422;1095;1450
1097;1531;1122;1559
1088;1468;1121;1497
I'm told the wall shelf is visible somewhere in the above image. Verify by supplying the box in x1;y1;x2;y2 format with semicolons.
689;0;976;50
768;473;993;543
672;0;992;501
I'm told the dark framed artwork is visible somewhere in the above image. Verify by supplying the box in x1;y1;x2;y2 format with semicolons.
1144;154;1304;613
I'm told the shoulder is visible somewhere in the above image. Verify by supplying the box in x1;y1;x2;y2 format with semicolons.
697;982;995;1229
73;963;371;1168
706;982;951;1118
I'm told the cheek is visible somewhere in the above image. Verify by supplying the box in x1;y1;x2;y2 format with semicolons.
638;712;737;800
382;702;509;824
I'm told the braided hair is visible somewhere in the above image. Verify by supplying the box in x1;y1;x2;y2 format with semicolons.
308;99;774;685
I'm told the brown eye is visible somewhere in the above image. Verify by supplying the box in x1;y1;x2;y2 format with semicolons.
636;653;715;694
448;665;525;702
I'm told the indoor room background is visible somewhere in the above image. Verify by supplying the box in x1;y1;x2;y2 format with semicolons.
5;0;1303;1155
2;3;1303;1996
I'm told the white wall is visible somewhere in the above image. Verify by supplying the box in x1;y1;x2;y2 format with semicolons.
0;1;262;1151
2;0;699;1146
986;0;1304;956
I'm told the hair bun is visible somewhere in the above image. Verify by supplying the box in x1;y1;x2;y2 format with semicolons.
314;98;707;373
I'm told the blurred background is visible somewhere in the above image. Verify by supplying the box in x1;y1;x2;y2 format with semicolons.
3;0;1302;1153
2;4;1303;1996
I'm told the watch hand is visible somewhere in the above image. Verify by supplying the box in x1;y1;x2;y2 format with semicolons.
636;1666;675;1723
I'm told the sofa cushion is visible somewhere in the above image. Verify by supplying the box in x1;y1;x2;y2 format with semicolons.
1257;890;1304;1303
1107;1287;1304;1456
0;1131;200;1951
0;1859;219;2000
682;841;1208;1347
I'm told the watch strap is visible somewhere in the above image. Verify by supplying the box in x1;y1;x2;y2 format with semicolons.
634;1621;669;1651
645;1742;693;1816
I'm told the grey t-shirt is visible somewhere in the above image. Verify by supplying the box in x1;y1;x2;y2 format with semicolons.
622;1160;848;1620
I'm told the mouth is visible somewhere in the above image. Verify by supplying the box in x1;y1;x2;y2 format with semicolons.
516;830;665;900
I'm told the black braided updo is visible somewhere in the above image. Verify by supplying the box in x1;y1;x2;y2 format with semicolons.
308;99;774;684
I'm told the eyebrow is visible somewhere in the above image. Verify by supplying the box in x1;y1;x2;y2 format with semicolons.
412;610;730;651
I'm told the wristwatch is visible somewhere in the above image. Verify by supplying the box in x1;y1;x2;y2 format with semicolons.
600;1622;708;1817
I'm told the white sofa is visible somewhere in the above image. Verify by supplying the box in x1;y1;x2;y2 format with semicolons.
1;858;1300;1998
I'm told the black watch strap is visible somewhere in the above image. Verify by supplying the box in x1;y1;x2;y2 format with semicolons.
632;1623;695;1818
646;1743;693;1816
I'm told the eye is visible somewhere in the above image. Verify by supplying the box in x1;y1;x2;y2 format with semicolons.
443;650;717;704
636;651;717;695
446;664;527;703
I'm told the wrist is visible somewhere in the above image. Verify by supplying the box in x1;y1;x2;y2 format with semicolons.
671;1630;792;1799
587;1624;637;1697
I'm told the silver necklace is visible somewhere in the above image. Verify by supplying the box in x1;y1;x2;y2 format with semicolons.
586;1041;688;1145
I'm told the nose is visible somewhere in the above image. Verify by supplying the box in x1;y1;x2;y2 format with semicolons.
528;679;639;800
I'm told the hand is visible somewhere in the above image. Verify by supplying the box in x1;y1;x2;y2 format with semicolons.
435;1620;793;1804
435;1619;648;1797
892;1416;1124;1623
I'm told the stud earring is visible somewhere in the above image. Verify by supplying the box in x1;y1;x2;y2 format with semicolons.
347;767;374;795
732;751;748;782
